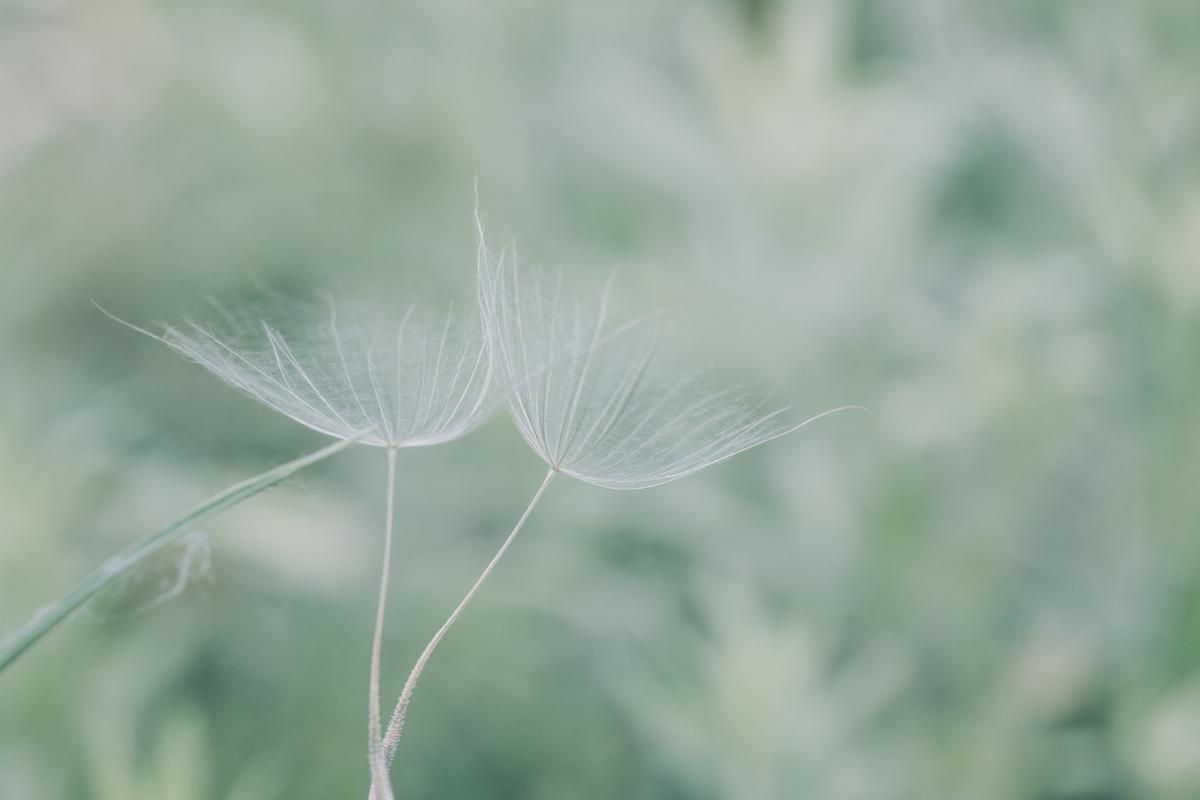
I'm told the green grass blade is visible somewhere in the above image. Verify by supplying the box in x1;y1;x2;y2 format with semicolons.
0;434;364;674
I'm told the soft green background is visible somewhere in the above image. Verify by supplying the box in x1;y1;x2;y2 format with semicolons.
2;1;1198;798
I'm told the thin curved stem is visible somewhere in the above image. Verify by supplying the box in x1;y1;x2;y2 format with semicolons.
368;448;399;800
371;467;556;794
0;433;366;674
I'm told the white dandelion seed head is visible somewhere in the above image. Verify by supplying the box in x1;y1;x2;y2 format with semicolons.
158;293;500;448
475;221;858;491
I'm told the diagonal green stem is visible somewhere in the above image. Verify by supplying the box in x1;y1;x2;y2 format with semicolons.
369;468;555;798
0;433;366;675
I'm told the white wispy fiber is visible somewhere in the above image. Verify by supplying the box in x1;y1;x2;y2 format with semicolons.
100;291;500;800
475;225;861;489
154;294;500;448
154;294;500;800
373;219;863;789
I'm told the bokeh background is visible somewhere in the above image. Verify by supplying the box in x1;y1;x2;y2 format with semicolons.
2;1;1199;798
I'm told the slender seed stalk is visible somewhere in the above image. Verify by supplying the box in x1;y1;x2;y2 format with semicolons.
369;468;556;796
0;433;366;674
368;448;399;800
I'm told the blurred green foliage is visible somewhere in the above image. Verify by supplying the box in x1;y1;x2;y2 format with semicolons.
2;0;1199;798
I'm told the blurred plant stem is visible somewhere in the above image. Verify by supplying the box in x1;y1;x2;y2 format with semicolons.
0;433;366;674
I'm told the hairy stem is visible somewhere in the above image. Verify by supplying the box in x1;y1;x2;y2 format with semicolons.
370;468;555;795
0;433;365;674
367;448;399;800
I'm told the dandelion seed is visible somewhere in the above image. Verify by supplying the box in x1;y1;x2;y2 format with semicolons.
373;217;864;784
146;294;499;448
477;257;855;489
100;292;500;800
